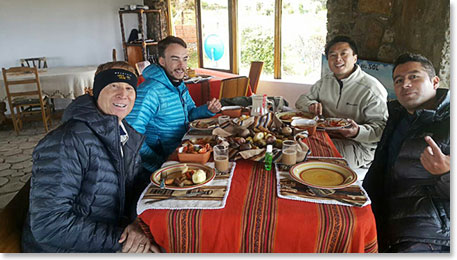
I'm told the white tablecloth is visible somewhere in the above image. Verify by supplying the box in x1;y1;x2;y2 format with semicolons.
0;66;97;102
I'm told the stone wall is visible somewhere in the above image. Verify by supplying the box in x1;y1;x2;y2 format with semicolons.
144;0;169;41
327;0;450;88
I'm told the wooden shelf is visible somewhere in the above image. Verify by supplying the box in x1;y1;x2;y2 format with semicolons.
118;9;163;67
119;9;161;14
125;41;158;47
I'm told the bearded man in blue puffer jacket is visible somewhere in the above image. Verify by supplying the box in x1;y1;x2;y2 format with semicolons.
126;36;221;174
22;61;160;253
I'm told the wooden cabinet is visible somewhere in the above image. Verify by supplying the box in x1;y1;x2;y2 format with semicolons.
118;9;163;67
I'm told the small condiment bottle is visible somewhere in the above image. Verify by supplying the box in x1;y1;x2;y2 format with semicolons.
264;144;273;171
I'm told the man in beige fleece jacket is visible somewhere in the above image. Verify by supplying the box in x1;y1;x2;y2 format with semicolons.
295;36;388;171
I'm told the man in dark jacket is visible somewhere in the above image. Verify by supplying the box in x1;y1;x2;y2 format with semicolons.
362;53;450;253
22;61;160;253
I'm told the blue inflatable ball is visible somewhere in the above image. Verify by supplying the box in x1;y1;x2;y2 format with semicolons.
204;34;224;61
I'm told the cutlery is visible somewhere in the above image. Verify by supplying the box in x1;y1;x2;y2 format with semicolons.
160;171;167;189
145;190;206;204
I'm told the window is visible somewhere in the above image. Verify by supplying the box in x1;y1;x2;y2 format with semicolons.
281;0;327;82
170;0;327;83
198;0;231;70
238;0;275;77
169;0;199;68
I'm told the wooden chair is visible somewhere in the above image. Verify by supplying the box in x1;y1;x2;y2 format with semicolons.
2;67;52;135
0;179;30;252
218;76;250;99
20;57;48;69
248;61;264;94
135;60;151;76
112;48;117;61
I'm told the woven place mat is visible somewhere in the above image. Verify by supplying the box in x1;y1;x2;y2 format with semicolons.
137;161;236;213
275;158;371;207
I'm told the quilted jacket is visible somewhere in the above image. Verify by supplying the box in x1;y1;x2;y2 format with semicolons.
362;89;450;251
126;64;214;173
21;94;145;252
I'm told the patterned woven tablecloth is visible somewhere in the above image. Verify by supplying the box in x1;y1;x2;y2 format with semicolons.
139;131;378;253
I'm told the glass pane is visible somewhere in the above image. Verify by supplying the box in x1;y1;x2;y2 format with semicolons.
281;0;327;83
170;0;198;69
200;0;230;70
238;0;275;79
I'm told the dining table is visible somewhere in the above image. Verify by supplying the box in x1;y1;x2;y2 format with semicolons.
138;128;378;253
136;67;252;106
185;68;253;106
0;65;97;102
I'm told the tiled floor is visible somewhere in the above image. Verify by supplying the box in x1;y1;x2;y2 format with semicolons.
0;116;60;210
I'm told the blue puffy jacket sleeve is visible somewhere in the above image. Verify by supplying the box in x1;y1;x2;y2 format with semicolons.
182;88;215;121
29;128;123;252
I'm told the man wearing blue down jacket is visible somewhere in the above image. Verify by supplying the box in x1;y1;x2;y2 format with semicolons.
126;36;221;174
22;62;160;253
295;36;388;172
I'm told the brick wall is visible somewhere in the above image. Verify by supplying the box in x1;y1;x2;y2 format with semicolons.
175;24;197;44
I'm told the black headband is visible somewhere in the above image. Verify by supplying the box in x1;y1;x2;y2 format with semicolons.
92;69;138;101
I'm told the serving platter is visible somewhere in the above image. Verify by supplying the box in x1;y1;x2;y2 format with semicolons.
150;163;216;190
289;161;357;189
316;118;351;130
189;118;219;130
276;111;313;123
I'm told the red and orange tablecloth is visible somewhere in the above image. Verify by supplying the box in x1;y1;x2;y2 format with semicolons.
139;131;378;253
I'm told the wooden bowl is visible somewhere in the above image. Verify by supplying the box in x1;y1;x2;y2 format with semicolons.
221;106;242;118
177;146;211;164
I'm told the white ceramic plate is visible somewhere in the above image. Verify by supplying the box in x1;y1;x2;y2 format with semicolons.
189;118;219;130
277;111;313;123
221;105;242;111
150;163;216;190
289;161;357;189
184;75;213;84
316;118;351;130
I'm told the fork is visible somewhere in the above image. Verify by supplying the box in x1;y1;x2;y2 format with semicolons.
145;191;206;204
160;172;167;189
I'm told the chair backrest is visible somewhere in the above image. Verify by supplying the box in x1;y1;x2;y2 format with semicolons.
2;66;50;134
135;60;151;76
20;57;48;69
112;48;117;61
2;67;44;101
219;76;250;99
248;61;264;94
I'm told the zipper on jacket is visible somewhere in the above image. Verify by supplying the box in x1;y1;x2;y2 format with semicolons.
116;123;126;219
178;88;189;130
335;79;343;109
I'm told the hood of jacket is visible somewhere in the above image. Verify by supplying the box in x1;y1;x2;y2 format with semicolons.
62;94;144;167
142;63;186;94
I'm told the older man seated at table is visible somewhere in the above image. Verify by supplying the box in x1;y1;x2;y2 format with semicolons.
22;61;159;253
126;36;221;175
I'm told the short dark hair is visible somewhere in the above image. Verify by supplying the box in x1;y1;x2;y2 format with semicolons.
158;36;187;58
324;35;358;57
95;61;137;76
393;53;436;79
